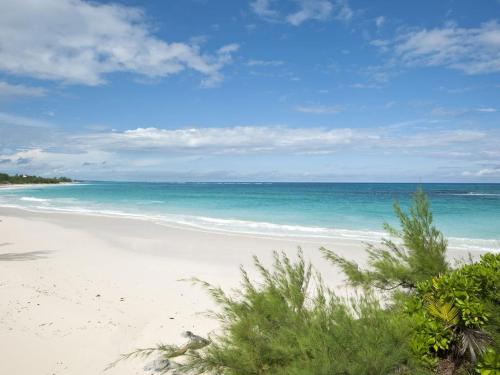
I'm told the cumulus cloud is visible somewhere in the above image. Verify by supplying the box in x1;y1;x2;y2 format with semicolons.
0;81;46;97
8;124;488;157
72;126;364;154
1;115;498;180
376;21;500;74
0;0;238;86
251;0;352;26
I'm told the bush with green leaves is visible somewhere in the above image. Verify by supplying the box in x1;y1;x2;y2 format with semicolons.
321;189;449;292
476;348;500;375
320;188;499;374
407;253;500;374
113;251;430;374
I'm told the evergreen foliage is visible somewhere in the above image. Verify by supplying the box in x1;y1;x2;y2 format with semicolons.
321;189;449;291
191;252;431;375
113;251;429;374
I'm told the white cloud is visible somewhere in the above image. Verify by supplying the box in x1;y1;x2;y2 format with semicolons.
73;126;363;154
430;106;466;117
250;0;352;26
382;21;500;74
370;39;390;52
476;107;497;113
2;115;498;180
247;59;285;66
358;65;395;85
0;148;113;174
286;0;333;26
0;111;55;128
462;167;500;177
334;0;353;22
0;0;239;86
0;81;46;97
430;106;498;117
348;83;380;89
251;0;278;18
295;104;344;114
375;16;385;29
60;125;491;157
1;118;491;156
388;129;485;148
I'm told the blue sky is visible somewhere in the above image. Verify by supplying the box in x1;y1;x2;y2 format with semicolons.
0;0;499;181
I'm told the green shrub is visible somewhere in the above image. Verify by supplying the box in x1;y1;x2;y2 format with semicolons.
407;253;500;374
321;189;449;292
113;251;430;374
476;348;500;374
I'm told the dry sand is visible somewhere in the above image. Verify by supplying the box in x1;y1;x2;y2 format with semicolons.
0;207;481;374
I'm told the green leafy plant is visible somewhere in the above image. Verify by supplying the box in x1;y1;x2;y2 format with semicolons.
476;348;500;375
111;251;430;374
321;189;449;291
408;253;500;374
319;189;499;374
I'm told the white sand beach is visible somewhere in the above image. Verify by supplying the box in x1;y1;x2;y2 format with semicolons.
0;207;485;375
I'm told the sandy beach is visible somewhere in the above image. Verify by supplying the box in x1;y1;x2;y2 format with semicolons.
0;206;488;375
0;206;368;375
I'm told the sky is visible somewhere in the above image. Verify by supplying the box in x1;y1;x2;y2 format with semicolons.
0;0;499;182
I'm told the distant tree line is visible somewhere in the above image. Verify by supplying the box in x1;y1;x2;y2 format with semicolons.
0;172;72;184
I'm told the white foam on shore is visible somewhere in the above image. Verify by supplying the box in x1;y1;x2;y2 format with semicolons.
0;182;81;190
20;196;50;202
1;201;497;252
450;192;500;196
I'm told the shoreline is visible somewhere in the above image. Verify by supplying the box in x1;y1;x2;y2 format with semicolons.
0;205;374;250
0;182;76;189
1;182;498;253
0;202;497;253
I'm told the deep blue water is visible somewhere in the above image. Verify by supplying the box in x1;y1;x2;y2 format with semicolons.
1;182;499;250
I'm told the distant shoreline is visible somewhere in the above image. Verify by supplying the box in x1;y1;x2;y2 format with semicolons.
0;182;76;189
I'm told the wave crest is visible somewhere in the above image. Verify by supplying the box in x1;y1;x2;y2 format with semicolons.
20;197;49;202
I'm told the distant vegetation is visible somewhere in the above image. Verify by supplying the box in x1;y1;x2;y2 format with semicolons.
0;172;72;184
112;190;499;375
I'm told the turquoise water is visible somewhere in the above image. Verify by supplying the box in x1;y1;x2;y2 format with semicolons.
0;182;499;250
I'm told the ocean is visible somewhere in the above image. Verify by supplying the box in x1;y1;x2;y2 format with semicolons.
1;182;499;251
